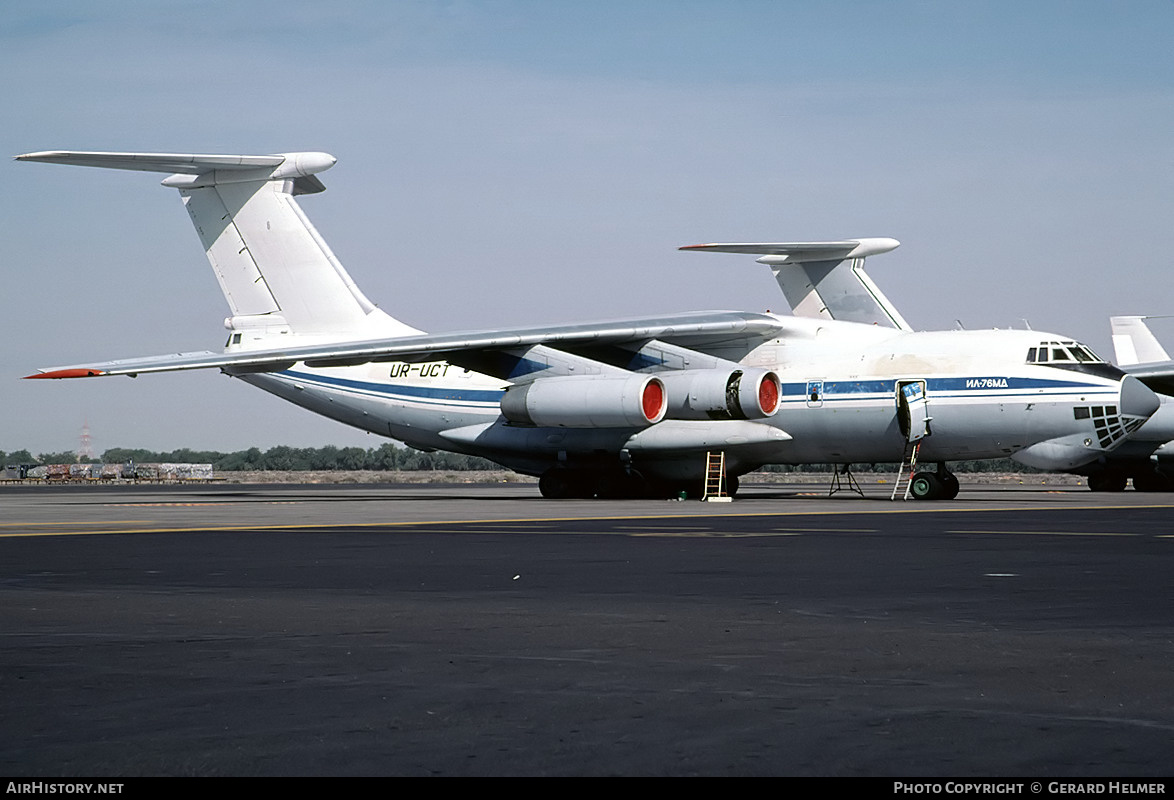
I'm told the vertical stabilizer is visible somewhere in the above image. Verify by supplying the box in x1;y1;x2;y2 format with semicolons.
679;238;910;330
14;150;421;346
1111;316;1171;366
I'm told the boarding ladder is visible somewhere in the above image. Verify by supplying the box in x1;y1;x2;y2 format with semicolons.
702;451;732;502
890;442;922;501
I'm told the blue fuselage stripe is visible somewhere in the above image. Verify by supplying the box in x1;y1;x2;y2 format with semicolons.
279;369;1114;409
280;369;505;404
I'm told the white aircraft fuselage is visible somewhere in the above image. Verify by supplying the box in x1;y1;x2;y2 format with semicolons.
235;316;1150;482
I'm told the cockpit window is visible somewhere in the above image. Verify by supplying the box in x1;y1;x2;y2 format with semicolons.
1026;341;1105;365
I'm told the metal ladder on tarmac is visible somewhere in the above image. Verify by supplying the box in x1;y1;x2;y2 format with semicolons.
702;451;732;502
890;442;922;501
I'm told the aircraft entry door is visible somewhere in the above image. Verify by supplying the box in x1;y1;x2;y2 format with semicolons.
897;380;931;443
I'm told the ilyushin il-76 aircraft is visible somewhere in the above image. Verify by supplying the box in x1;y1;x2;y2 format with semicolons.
16;149;1163;500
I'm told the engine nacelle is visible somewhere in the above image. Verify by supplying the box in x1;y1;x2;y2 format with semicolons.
657;368;781;421
500;375;667;428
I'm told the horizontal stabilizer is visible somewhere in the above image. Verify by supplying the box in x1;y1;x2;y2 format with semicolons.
15;151;288;174
679;238;899;261
16;150;336;195
15;150;335;185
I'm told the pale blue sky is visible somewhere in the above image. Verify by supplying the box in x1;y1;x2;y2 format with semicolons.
3;1;1172;454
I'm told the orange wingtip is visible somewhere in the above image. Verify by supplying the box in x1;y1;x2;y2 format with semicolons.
23;368;106;379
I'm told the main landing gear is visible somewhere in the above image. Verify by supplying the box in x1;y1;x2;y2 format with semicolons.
537;467;739;500
538;468;652;499
908;465;960;500
1087;470;1127;492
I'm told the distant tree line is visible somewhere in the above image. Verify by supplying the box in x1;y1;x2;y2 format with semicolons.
0;449;84;466
0;443;498;471
2;444;1043;473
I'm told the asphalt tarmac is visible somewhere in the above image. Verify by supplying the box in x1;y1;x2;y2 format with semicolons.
2;480;1172;776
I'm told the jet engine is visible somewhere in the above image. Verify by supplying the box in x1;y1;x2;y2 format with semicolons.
657;368;781;421
500;375;667;428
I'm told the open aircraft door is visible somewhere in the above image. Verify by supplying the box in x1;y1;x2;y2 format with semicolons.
897;380;931;443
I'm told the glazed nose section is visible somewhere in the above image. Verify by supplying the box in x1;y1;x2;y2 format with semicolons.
1120;375;1160;420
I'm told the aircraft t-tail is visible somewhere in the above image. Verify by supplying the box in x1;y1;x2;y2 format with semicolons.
15;150;1161;499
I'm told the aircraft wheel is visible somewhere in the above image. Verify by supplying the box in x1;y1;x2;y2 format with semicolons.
1087;471;1127;492
726;475;740;497
938;472;960;500
539;470;575;499
909;472;943;500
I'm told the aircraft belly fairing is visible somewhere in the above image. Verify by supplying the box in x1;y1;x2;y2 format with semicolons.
17;149;1160;498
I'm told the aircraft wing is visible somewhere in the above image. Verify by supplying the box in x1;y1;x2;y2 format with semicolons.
680;238;911;331
25;311;784;379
